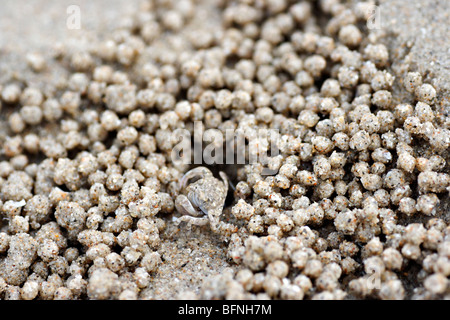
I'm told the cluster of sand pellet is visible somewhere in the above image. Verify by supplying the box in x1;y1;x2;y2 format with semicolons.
0;0;449;300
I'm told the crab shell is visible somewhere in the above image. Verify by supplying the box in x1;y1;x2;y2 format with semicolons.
186;175;227;213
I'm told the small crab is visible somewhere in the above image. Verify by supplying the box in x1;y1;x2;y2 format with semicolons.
174;166;230;233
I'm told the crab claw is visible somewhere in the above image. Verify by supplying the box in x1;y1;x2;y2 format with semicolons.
175;194;204;217
179;167;212;190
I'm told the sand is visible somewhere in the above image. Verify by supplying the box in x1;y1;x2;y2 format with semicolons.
0;0;448;299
